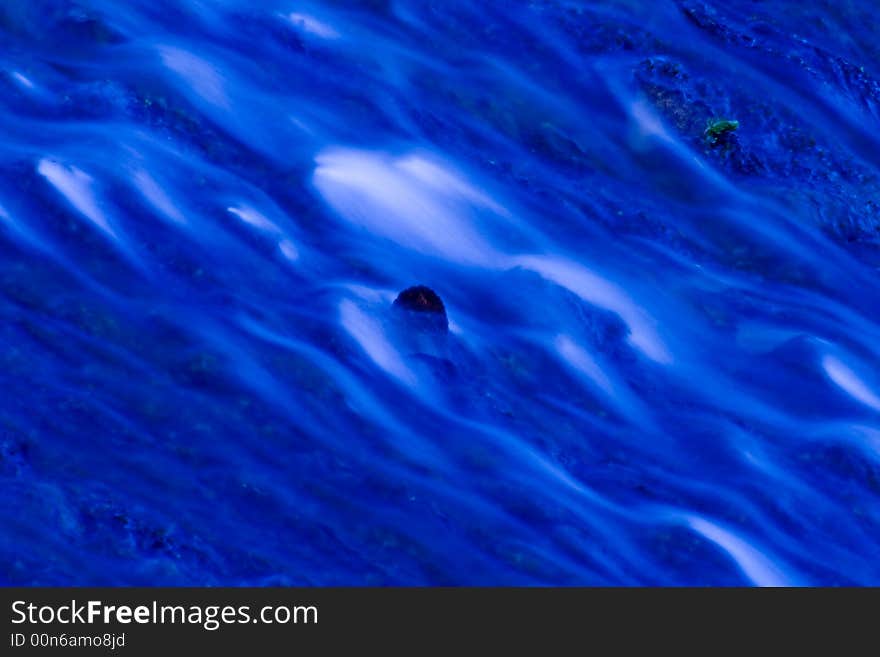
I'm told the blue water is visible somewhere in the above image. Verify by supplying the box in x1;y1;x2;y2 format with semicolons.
1;0;879;586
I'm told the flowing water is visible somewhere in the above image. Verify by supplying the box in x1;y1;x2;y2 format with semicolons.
1;0;879;585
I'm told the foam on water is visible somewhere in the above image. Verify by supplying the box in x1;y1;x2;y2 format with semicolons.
2;0;880;586
340;298;418;387
287;12;340;40
11;71;34;90
313;148;503;266
555;334;615;396
517;255;672;364
228;205;281;235
681;515;797;587
37;159;116;239
133;169;187;225
159;45;230;109
822;354;880;413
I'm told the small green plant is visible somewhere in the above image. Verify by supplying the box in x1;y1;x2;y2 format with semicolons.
704;118;739;147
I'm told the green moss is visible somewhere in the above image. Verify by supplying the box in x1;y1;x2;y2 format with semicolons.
704;118;739;146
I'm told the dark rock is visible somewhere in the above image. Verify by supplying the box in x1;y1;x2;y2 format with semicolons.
392;285;448;334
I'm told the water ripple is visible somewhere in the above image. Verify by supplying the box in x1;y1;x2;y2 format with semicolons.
1;0;879;585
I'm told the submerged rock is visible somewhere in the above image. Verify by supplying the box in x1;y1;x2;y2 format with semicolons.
392;285;448;333
389;285;455;374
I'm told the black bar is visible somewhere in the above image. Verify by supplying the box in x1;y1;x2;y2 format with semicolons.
1;588;876;652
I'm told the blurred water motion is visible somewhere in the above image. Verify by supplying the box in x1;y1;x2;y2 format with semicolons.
1;1;879;585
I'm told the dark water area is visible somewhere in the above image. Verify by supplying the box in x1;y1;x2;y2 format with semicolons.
1;1;879;585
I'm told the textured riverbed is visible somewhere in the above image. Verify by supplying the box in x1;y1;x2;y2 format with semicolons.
1;1;879;585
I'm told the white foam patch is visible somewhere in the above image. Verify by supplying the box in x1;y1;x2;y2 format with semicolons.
37;159;115;238
340;299;416;386
684;515;793;587
516;255;671;364
228;205;281;235
12;72;34;89
822;354;880;412
344;284;396;305
278;239;299;262
159;46;228;108
395;155;510;217
313;148;502;266
288;12;340;39
228;205;299;262
555;335;614;395
630;100;674;144
133;170;186;224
